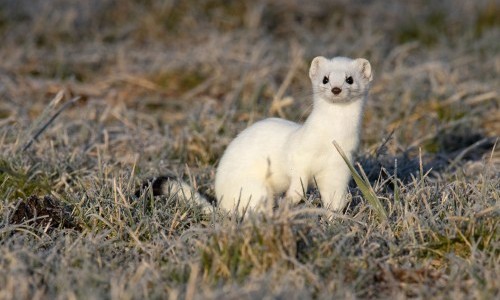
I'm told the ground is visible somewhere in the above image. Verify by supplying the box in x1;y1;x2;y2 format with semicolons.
0;0;499;299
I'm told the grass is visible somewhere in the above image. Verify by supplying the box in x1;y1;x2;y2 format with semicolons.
0;0;499;299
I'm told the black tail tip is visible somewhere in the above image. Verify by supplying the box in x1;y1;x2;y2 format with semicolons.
134;175;178;198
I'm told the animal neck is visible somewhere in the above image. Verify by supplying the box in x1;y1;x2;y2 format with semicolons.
307;95;364;127
299;95;366;147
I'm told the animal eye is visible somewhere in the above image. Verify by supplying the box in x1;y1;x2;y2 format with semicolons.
346;76;353;84
322;76;329;84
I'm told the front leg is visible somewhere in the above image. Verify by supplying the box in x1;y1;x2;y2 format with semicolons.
286;174;308;205
316;164;351;211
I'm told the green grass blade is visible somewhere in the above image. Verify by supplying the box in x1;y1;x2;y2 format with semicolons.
332;141;388;221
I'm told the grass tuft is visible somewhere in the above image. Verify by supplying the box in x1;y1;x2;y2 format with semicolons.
333;141;388;222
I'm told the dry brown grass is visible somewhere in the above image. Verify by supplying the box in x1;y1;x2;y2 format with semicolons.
0;0;499;299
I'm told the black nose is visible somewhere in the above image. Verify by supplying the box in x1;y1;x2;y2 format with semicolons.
332;87;342;95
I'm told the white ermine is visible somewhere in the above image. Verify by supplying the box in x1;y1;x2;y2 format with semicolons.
215;56;373;213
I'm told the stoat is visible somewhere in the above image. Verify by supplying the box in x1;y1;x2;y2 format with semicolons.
215;56;373;213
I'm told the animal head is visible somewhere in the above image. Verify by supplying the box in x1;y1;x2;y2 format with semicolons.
309;56;373;103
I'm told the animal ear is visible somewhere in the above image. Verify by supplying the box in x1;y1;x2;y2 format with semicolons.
355;58;373;82
309;56;328;80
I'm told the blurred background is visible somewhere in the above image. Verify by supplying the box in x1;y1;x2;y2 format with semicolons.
0;0;498;169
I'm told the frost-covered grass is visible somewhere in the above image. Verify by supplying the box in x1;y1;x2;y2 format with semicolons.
0;0;498;298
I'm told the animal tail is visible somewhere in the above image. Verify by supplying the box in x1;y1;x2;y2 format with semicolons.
135;175;216;212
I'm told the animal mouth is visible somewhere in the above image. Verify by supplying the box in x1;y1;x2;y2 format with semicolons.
325;94;356;104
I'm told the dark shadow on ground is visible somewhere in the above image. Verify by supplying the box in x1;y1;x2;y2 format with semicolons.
356;130;495;186
344;129;496;212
